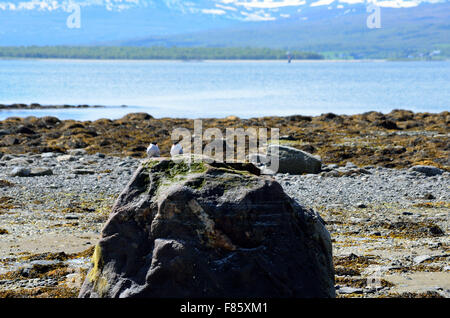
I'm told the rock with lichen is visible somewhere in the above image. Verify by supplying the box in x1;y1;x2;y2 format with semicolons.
78;157;335;298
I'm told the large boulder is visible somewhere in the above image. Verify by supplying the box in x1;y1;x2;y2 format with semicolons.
79;157;335;298
265;145;322;175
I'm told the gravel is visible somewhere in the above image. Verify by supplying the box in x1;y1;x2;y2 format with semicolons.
0;154;448;297
275;165;450;209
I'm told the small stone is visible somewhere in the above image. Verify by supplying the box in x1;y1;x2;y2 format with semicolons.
428;242;442;249
9;158;33;165
1;136;19;146
15;125;35;134
65;215;79;220
338;286;363;294
9;167;31;177
41;152;57;158
72;169;95;175
413;255;431;264
363;287;378;294
322;170;340;177
0;129;11;136
345;162;357;169
429;225;444;236
57;155;75;162
30;168;53;177
409;165;443;177
67;149;88;156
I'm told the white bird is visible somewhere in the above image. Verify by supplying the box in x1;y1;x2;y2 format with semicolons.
170;142;183;157
146;142;160;157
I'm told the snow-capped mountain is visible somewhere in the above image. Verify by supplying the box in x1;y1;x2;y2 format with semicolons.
0;0;448;58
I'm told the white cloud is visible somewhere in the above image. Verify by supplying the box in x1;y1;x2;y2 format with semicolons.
338;0;364;4
311;0;335;7
233;0;306;9
376;0;421;7
240;9;276;21
201;8;226;14
215;3;237;11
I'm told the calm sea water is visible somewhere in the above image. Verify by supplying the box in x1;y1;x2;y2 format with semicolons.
0;59;449;120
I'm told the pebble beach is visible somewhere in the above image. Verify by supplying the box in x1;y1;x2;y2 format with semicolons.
0;109;448;298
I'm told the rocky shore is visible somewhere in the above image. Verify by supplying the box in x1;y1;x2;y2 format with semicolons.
0;110;448;298
0;109;448;169
0;104;106;110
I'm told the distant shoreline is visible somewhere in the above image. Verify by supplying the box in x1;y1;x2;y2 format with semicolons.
0;57;392;63
1;57;447;63
0;104;113;110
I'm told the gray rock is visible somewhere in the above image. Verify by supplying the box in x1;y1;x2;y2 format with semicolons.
1;155;14;161
428;242;442;249
266;145;322;175
410;165;443;177
41;152;57;158
9;167;31;177
8;158;33;166
30;168;53;177
65;215;80;220
337;286;364;294
0;129;11;136
57;155;75;162
1;136;19;146
72;169;95;175
413;255;431;264
345;162;357;169
67;149;88;156
9;166;53;177
321;170;340;178
79;159;335;298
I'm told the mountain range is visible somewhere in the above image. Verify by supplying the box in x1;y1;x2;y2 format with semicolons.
0;0;448;58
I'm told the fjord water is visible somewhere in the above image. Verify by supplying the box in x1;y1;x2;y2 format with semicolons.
0;59;449;120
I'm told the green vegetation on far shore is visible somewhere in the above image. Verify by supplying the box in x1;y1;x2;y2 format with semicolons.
0;46;324;60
